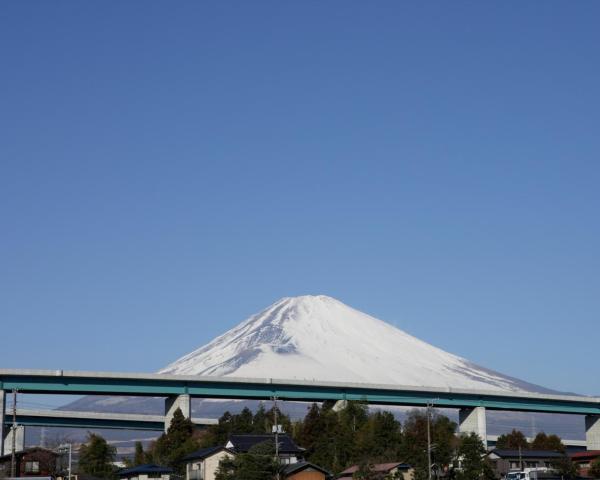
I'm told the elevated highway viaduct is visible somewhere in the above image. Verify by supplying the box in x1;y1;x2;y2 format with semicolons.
1;369;599;454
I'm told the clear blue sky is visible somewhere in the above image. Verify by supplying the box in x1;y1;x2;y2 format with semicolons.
1;1;598;396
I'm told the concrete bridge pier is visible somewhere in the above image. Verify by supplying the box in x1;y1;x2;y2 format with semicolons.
164;394;191;432
586;415;600;450
3;425;24;453
459;407;487;449
0;390;5;456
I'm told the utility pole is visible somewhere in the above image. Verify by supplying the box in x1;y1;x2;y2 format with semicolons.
67;443;72;480
58;443;72;480
272;396;280;480
427;401;432;480
519;445;523;471
10;389;17;478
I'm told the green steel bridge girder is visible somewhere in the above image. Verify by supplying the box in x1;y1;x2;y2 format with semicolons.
12;415;164;431
1;373;600;416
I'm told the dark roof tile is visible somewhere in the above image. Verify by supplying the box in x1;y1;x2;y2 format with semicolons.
183;446;231;461
226;434;301;454
118;464;174;477
489;449;565;459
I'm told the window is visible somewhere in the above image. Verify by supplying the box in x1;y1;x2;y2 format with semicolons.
526;462;538;468
25;461;40;473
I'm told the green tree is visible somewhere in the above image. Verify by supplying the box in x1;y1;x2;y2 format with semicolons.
297;403;350;473
530;432;565;453
356;411;402;463
401;409;457;480
495;430;529;450
78;433;116;479
455;433;493;480
588;458;600;479
551;456;579;480
296;403;324;457
200;404;293;448
232;407;255;434
149;408;199;474
122;441;146;468
252;403;269;433
215;440;279;480
133;441;146;465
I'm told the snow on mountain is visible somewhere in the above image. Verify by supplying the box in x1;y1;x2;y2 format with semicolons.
54;294;573;446
159;294;547;392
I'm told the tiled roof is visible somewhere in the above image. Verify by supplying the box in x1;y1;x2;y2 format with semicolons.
489;449;565;459
282;461;331;477
340;462;408;474
118;464;173;477
227;434;302;454
570;450;600;460
183;446;232;461
0;447;59;461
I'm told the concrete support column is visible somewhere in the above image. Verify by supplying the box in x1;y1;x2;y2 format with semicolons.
586;415;600;450
459;407;487;449
4;425;25;453
164;394;191;432
0;390;5;456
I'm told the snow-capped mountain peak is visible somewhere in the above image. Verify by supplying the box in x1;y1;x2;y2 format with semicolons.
159;295;545;392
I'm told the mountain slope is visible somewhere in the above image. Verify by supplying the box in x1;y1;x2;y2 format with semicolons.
159;295;548;392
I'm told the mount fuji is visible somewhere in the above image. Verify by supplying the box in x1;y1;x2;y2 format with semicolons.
158;295;548;393
57;295;583;445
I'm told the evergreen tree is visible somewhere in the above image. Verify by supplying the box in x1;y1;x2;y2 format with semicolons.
197;411;234;447
133;442;145;466
455;433;492;480
530;432;565;452
495;430;529;450
297;403;324;457
78;433;116;479
149;408;199;474
339;401;369;433
252;403;269;433
232;407;254;434
356;411;402;463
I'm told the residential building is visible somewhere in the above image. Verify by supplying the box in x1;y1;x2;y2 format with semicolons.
184;446;234;480
225;434;304;465
338;462;413;480
281;461;331;480
486;450;566;477
570;450;600;477
0;447;59;478
117;464;174;480
183;437;332;480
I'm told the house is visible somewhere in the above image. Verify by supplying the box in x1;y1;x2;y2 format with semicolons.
0;447;59;478
281;461;331;480
183;446;235;480
486;449;566;477
338;462;413;480
225;434;304;465
570;450;600;477
117;464;174;480
183;437;329;480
